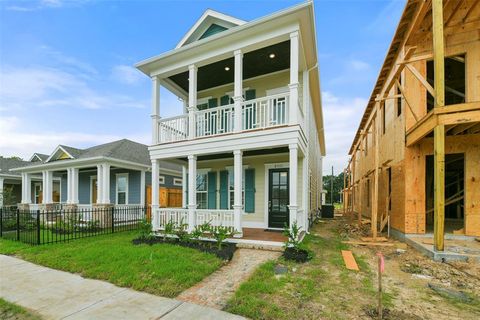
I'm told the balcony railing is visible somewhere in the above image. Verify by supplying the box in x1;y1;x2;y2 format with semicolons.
156;92;291;144
152;208;235;230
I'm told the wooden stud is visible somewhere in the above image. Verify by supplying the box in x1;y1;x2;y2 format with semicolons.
405;64;435;96
371;102;381;240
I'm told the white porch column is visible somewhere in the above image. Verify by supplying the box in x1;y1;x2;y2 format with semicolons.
72;168;79;204
42;170;53;204
96;164;103;204
187;155;197;231
140;170;146;206
102;164;111;204
289;31;300;125
67;168;73;204
182;165;187;208
151;160;160;229
151;76;160;145
233;149;243;236
289;144;298;229
302;156;309;232
188;65;197;139
21;173;31;204
233;49;243;132
0;177;4;207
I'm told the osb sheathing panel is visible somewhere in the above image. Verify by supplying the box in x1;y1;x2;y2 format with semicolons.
389;162;406;232
408;134;480;236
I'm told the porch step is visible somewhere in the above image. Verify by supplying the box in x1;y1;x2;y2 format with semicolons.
233;240;284;252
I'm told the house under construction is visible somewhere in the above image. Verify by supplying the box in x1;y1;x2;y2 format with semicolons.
343;0;480;252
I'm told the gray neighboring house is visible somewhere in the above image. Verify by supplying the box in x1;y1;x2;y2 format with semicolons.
7;139;182;210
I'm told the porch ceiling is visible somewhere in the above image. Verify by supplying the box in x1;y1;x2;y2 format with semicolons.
168;40;290;92
177;146;289;162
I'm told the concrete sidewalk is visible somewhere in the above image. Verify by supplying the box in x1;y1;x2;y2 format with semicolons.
0;255;245;320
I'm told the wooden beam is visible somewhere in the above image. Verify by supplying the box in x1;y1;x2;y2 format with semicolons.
462;0;479;22
432;0;445;252
397;53;433;65
395;79;419;122
371;102;381;240
468;123;480;134
406;113;438;146
438;110;480;126
448;122;478;135
405;63;435;96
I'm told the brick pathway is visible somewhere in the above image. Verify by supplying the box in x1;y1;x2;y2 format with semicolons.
177;248;281;309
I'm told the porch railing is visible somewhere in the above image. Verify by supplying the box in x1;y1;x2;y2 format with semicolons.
156;92;291;143
153;208;234;230
158;114;188;143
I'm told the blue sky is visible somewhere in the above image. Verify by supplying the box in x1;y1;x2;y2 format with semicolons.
0;0;405;174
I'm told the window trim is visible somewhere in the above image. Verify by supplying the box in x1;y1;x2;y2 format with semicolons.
159;175;165;184
173;178;182;186
115;173;129;205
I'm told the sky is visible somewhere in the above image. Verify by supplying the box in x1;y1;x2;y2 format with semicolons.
0;0;405;175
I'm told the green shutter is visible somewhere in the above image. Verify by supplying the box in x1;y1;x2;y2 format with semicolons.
245;89;256;101
207;172;217;209
219;170;229;209
220;95;230;106
208;98;218;109
245;168;255;213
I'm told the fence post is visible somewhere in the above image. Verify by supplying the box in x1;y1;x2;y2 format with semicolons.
16;209;20;241
0;207;3;238
37;210;41;245
111;206;115;233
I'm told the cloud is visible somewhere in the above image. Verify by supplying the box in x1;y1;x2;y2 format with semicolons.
349;59;370;71
0;116;150;159
321;91;368;175
0;65;147;110
111;65;144;85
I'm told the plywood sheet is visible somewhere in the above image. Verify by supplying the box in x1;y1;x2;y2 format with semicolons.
341;250;360;271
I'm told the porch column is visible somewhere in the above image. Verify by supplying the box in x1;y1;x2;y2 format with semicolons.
289;31;300;125
233;149;243;236
182;165;187;208
187;155;197;231
188;64;197;139
151;160;160;229
140;170;146;206
233;49;243;132
289;144;298;229
21;173;31;204
0;177;4;207
43;170;53;204
67;168;73;203
96;164;103;204
302;156;309;232
151;76;160;145
72;168;79;204
102;164;111;204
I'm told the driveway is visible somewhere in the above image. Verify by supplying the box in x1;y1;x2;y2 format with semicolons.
0;255;245;320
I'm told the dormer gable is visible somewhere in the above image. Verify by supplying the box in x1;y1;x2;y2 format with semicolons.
29;153;46;162
46;146;77;162
176;9;246;48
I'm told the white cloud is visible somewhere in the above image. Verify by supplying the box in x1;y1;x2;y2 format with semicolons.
111;65;144;85
350;59;370;71
321;91;367;175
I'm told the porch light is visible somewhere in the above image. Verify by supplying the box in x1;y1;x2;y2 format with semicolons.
224;66;230;71
269;53;276;59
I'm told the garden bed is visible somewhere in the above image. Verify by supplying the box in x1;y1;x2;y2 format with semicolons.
283;247;311;263
132;237;237;261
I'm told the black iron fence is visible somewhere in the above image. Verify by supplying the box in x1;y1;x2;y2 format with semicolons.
0;205;146;245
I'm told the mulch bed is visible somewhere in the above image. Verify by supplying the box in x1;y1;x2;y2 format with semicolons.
283;247;312;263
132;237;237;261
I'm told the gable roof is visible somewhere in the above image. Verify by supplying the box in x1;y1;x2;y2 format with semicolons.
0;157;32;177
176;9;246;48
29;153;49;162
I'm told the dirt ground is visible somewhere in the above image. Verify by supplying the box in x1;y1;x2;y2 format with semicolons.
333;214;480;320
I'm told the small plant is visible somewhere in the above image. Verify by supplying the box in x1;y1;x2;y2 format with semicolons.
163;220;176;240
283;220;302;249
137;219;154;241
175;219;191;243
210;225;235;250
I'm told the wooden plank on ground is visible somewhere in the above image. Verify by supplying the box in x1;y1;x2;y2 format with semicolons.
341;250;360;271
343;241;394;247
361;237;389;242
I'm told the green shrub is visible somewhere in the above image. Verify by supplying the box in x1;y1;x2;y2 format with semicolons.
137;219;154;240
210;225;235;250
283;220;302;249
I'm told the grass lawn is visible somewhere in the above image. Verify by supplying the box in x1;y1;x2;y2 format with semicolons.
225;223;393;320
0;231;222;298
0;298;42;320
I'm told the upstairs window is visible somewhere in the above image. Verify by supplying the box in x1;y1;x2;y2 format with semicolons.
426;54;465;112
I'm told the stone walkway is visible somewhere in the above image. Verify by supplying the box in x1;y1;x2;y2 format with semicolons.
0;255;245;320
177;248;281;309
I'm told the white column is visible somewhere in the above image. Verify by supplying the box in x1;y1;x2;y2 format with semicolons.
151;160;160;230
42;170;53;204
289;144;298;229
233;150;243;236
151;76;160;145
72;168;79;204
0;177;4;207
21;173;31;204
188;65;197;139
67;168;73;204
140;170;146;206
103;164;111;204
233;49;243;132
187;155;197;231
96;164;103;204
182;165;187;208
289;31;299;125
302;156;309;232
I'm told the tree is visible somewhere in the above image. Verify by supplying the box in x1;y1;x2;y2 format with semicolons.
0;186;16;206
323;172;344;204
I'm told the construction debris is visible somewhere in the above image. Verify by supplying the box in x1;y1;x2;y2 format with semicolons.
341;250;359;271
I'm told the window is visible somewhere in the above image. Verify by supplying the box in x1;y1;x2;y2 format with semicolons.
159;176;165;184
426;54;466;112
397;85;402;117
116;174;128;205
34;183;42;204
366;179;370;207
173;178;182;186
196;172;208;209
228;168;245;209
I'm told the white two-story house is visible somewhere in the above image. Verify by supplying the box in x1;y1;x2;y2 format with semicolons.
136;2;326;240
